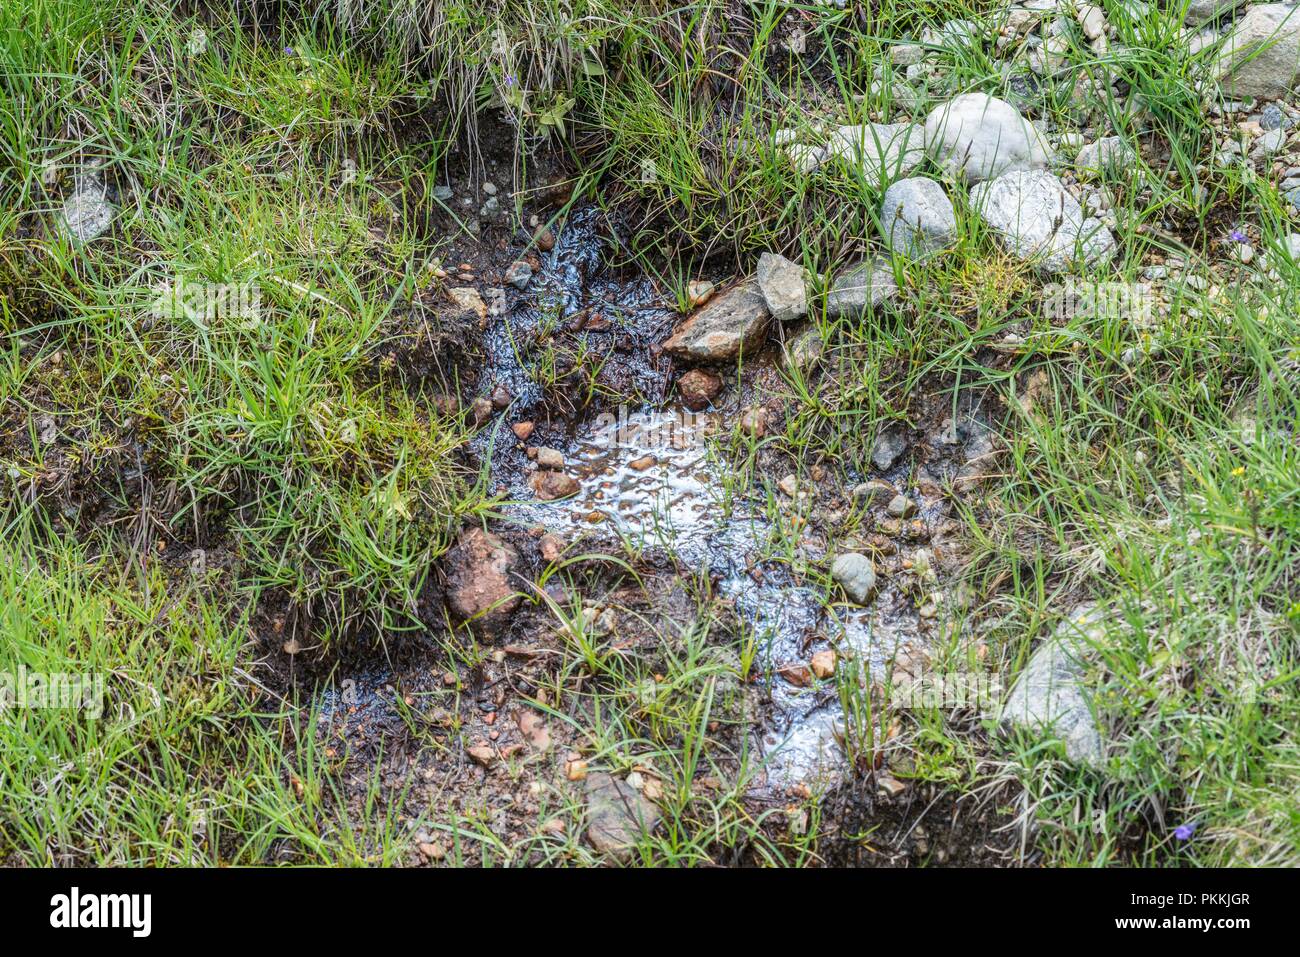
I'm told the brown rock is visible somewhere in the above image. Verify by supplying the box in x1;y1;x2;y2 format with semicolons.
677;368;723;411
687;279;716;306
529;471;580;500
443;527;521;633
535;446;565;469
810;650;837;680
447;287;487;322
533;225;556;251
662;280;771;363
470;396;494;427
877;775;907;798
512;420;535;440
539;534;564;562
490;384;513;410
778;664;813;687
738;406;767;438
517;711;552;751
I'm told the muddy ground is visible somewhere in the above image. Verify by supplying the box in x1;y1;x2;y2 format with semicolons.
224;113;1033;866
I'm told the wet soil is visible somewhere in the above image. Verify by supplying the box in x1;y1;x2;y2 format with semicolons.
276;155;1022;863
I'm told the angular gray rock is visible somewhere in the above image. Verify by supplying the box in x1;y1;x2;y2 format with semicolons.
1000;607;1107;765
923;93;1052;185
825;122;925;185
871;427;908;472
504;260;533;290
970;169;1117;273
662;280;771;363
831;552;877;605
59;173;113;244
1218;4;1300;101
584;773;660;862
756;252;807;322
881;176;958;258
821;258;899;319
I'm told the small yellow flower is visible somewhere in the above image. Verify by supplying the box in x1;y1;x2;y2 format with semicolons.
1231;466;1246;477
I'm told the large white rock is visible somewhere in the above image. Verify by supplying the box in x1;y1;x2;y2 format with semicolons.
825;122;925;185
1000;607;1107;766
880;176;958;257
923;93;1052;185
971;169;1116;273
1218;4;1300;101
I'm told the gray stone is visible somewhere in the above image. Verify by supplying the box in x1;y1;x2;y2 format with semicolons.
756;252;808;322
924;93;1053;185
786;143;828;175
1260;103;1291;130
821;258;899;319
58;173;113;244
1218;5;1300;101
922;18;979;51
1251;127;1287;159
782;326;824;374
504;260;533;289
831;552;877;604
1184;0;1247;26
886;493;916;518
871;427;908;471
881;176;958;257
1000;607;1107;765
663;280;772;363
1273;232;1300;264
889;43;927;66
851;479;895;505
825;122;926;185
584;773;660;861
1075;135;1137;176
1077;3;1107;40
970;169;1117;273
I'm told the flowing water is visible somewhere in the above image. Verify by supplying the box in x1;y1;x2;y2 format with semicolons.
470;206;941;790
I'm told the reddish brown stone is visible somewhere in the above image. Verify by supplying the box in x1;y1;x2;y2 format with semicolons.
443;528;521;633
677;368;723;411
529;471;580;501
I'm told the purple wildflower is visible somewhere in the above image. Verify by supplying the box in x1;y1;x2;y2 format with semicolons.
1173;822;1197;840
505;74;516;88
284;46;295;56
1228;229;1248;243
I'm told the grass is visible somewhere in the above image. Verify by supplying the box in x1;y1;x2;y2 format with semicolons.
1;0;1297;866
